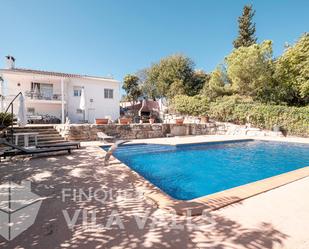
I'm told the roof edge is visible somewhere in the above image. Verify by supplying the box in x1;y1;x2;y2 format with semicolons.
0;68;120;83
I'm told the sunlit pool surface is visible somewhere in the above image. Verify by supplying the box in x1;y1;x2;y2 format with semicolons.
102;140;309;200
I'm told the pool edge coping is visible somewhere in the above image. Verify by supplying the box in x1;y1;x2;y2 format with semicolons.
145;166;309;215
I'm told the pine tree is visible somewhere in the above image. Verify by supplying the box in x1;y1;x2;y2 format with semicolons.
233;5;257;48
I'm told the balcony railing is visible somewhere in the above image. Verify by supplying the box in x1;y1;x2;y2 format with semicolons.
25;91;62;101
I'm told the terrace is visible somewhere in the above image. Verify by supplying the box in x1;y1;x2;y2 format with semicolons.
1;135;309;248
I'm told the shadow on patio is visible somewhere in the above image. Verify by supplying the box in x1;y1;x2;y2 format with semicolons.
0;146;288;249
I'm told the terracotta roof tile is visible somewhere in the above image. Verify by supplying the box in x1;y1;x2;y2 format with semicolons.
0;68;114;80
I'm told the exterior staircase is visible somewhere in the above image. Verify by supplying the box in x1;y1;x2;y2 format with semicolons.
6;125;66;147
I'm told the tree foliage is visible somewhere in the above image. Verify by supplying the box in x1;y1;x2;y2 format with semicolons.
122;74;142;104
274;33;309;105
171;95;209;116
135;69;159;100
146;54;197;98
192;70;210;96
226;40;275;102
201;66;232;99
233;5;257;48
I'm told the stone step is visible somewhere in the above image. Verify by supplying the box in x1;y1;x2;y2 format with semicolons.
13;125;55;128
8;129;59;134
12;139;66;146
13;125;55;127
19;133;61;137
11;128;57;132
8;130;60;134
7;125;66;146
14;135;64;141
14;137;64;143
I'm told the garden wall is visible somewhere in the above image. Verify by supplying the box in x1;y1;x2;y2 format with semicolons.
55;123;228;141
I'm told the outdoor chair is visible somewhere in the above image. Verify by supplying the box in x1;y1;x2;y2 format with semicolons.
0;139;77;161
37;141;81;149
97;132;114;143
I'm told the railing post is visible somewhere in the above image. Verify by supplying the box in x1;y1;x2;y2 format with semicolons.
61;78;65;124
0;92;22;140
11;103;13;143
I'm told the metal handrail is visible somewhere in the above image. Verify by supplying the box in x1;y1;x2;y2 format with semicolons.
104;140;130;165
1;92;22;142
24;90;62;100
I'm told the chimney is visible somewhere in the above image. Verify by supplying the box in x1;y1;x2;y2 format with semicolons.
5;55;15;69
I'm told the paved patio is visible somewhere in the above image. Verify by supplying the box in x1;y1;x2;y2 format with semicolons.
1;135;309;248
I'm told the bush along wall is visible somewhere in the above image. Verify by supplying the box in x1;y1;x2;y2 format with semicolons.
208;101;309;137
0;112;13;129
170;95;309;137
171;95;209;116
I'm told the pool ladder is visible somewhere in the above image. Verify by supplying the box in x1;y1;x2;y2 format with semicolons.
104;140;130;165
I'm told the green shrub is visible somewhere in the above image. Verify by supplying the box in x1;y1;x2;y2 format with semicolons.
0;112;13;129
171;95;209;116
208;97;309;136
171;94;309;136
207;95;254;123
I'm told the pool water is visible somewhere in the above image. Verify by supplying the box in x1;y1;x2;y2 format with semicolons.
102;140;309;200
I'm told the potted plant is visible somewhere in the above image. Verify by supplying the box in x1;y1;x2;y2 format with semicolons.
95;118;109;125
200;114;209;124
175;117;184;125
118;117;130;125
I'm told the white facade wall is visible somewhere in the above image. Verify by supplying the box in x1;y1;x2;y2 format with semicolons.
0;71;120;123
1;73;63;98
66;77;120;123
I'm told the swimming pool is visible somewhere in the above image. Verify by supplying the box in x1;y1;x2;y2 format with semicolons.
103;140;309;200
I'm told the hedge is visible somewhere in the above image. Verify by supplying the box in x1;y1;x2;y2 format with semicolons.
171;95;209;116
208;100;309;136
172;95;309;136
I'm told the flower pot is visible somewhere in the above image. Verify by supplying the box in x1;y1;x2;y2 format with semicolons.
175;119;184;125
149;118;155;124
95;118;109;125
119;118;130;125
200;116;209;124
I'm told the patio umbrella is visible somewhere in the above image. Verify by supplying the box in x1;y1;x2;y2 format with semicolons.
17;94;27;127
79;87;86;122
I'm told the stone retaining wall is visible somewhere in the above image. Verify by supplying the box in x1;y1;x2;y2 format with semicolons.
55;123;227;141
55;122;283;141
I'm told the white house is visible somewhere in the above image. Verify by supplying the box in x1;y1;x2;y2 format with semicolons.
0;56;120;123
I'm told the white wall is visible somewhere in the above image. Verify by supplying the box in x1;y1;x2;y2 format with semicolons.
26;102;61;118
0;72;64;118
1;73;63;97
0;71;120;123
66;78;120;123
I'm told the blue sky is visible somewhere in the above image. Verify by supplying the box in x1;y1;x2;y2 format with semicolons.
0;0;308;81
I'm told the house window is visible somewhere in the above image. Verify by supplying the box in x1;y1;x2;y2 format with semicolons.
76;109;83;114
31;82;53;99
73;87;82;97
27;107;35;114
104;89;113;99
